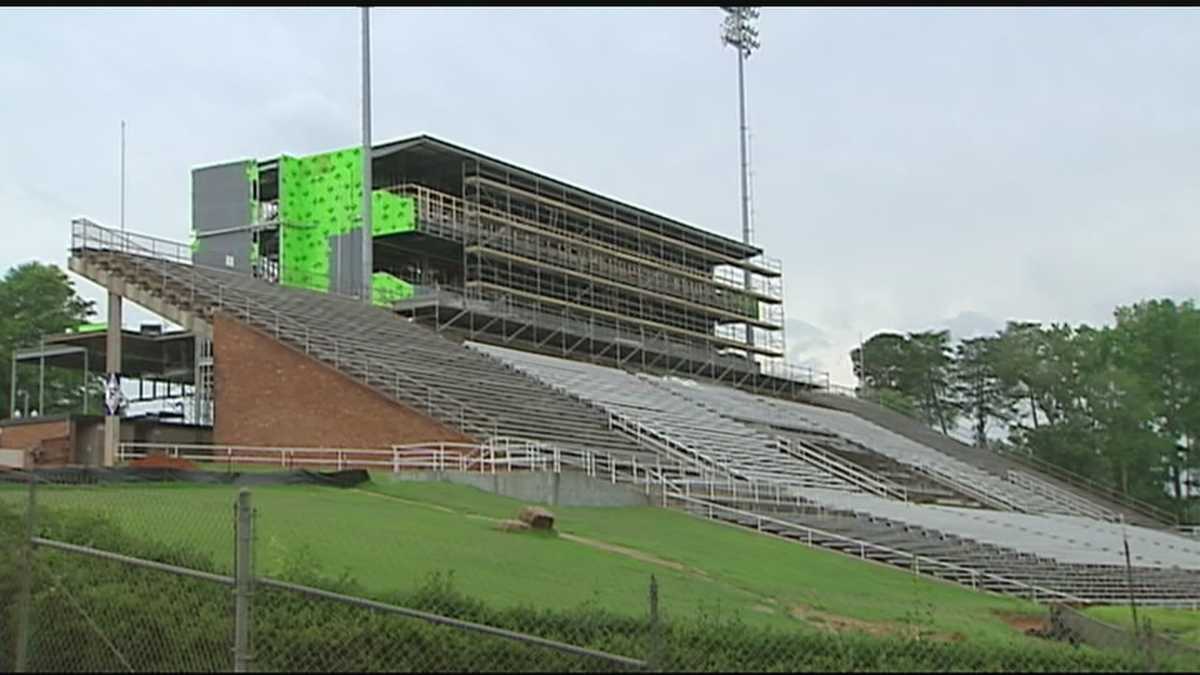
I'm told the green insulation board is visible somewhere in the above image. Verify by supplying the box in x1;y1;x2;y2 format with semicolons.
372;272;413;307
278;147;364;292
71;322;108;334
372;191;417;236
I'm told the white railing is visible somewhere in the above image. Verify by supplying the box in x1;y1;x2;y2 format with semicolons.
661;490;1087;605
117;438;1132;605
907;462;1025;513
776;438;907;502
1007;470;1121;523
71;218;501;441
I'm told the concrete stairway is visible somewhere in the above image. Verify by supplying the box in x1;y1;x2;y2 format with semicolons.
71;248;654;459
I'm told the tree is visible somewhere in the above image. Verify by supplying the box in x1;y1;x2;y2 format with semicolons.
992;321;1053;430
952;336;1008;448
850;332;909;392
906;330;957;435
1109;299;1200;506
0;263;96;418
851;330;957;434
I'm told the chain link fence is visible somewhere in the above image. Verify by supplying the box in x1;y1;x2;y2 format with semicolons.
2;471;1198;672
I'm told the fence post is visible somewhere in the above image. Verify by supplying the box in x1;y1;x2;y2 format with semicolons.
13;472;37;673
233;489;255;673
648;574;663;672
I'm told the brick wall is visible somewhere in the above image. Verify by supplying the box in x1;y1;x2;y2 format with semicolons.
0;419;70;450
0;419;74;467
212;315;475;449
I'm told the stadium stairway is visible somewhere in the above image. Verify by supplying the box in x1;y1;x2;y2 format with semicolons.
69;247;654;460
469;342;1200;606
799;391;1174;528
680;495;1200;605
469;343;857;492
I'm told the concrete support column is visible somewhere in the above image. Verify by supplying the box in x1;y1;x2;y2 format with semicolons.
103;290;123;467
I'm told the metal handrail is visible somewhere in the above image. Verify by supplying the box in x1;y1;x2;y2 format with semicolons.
993;446;1179;525
907;463;1024;514
1006;470;1121;523
71;219;500;441
776;437;908;502
116;440;1177;605
643;470;1086;605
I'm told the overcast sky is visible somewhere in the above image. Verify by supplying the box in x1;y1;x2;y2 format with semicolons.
3;7;1199;385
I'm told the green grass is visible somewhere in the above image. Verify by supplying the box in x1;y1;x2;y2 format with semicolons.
9;474;1186;646
1083;606;1200;646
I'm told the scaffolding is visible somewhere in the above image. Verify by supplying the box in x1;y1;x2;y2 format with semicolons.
237;136;799;383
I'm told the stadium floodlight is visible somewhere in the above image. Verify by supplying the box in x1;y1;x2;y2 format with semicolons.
720;6;761;348
720;6;761;59
720;6;758;254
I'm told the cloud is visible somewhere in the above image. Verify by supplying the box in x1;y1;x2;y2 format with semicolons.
937;311;1004;340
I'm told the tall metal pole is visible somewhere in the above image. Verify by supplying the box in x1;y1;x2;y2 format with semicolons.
38;337;45;416
120;120;126;232
8;350;16;419
83;348;89;415
736;48;751;251
736;43;755;350
361;6;373;304
722;7;760;350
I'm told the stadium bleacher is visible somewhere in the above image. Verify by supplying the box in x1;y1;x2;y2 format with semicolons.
71;241;1200;605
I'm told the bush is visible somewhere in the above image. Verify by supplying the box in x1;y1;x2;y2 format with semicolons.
0;502;1195;672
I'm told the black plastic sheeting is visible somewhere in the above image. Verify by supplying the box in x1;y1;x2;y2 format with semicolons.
0;467;371;488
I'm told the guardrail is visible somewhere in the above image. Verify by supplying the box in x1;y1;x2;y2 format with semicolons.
1007;470;1121;523
117;438;1156;605
656;481;1087;605
776;438;907;502
993;446;1180;526
906;463;1025;513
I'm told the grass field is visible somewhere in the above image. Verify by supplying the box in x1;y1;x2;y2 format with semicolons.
4;474;1193;646
1082;606;1200;646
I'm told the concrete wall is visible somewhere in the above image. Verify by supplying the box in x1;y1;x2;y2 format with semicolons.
391;470;652;508
213;315;474;449
1050;606;1200;659
0;449;28;469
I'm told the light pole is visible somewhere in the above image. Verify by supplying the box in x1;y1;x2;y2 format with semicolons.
120;120;126;233
721;7;760;347
361;6;374;304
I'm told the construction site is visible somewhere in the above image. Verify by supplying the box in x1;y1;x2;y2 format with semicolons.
0;132;1195;615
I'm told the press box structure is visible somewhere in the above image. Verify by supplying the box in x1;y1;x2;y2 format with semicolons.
190;135;787;377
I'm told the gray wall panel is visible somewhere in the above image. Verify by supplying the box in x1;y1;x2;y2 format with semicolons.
194;231;253;273
328;228;364;296
192;161;251;234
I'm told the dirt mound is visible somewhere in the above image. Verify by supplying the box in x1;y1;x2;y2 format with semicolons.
518;506;556;531
129;454;198;471
992;610;1049;635
495;519;532;533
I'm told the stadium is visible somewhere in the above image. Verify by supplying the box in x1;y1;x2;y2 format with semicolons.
2;132;1195;618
